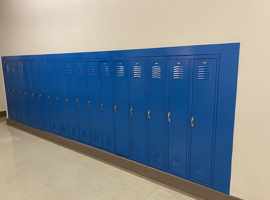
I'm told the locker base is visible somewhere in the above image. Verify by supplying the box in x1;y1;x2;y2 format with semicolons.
6;118;241;200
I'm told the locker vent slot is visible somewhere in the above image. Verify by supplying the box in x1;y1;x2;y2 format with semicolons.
152;66;161;79
77;66;83;76
133;66;141;78
117;66;125;77
61;125;66;132
18;65;23;73
82;130;87;139
53;123;57;130
48;65;52;74
88;66;95;76
195;163;207;178
72;128;76;136
24;65;29;73
152;150;162;163
66;66;71;75
198;66;211;80
173;66;184;79
172;156;183;169
39;65;43;74
94;133;99;142
56;66;61;75
135;145;143;157
118;140;127;152
102;66;109;77
105;136;112;146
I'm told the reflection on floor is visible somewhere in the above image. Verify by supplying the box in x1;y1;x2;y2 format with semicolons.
0;117;196;200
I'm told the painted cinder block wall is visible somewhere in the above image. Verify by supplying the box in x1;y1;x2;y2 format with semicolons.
0;0;269;199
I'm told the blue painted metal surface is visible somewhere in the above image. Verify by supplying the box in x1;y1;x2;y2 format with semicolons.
17;61;26;124
114;61;130;157
1;43;240;195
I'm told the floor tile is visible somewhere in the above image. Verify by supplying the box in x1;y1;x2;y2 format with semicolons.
113;186;148;200
98;179;129;198
150;186;180;200
130;178;159;195
114;171;140;186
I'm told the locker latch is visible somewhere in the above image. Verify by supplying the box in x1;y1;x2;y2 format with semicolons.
13;90;15;94
7;89;10;93
130;107;133;116
39;94;42;99
47;96;50;101
19;91;21;95
191;117;194;127
148;110;151;119
168;112;171;122
101;103;103;110
66;98;68;104
114;105;117;113
32;93;34;98
76;99;79;106
56;97;59;103
88;101;90;107
25;92;27;96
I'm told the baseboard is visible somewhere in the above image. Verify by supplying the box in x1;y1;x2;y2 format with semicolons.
6;119;242;200
0;111;6;118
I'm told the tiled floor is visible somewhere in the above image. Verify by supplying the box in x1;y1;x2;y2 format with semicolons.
0;117;196;200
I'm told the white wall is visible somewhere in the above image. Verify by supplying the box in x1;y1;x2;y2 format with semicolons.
1;0;270;199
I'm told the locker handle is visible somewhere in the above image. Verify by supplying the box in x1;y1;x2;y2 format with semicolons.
39;94;42;99
191;117;194;127
8;89;10;93
47;96;50;101
13;90;15;94
66;98;68;104
88;101;91;107
56;97;59;103
130;107;133;116
168;112;171;122
101;103;103;110
148;110;151;119
76;99;79;106
114;105;117;113
19;91;21;95
25;92;27;96
32;93;34;98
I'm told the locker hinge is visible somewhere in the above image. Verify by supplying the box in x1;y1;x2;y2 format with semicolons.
148;110;151;119
88;101;90;107
114;105;117;113
66;98;68;104
191;117;194;127
168;112;171;122
76;99;79;106
56;97;59;103
101;103;103;110
130;107;133;116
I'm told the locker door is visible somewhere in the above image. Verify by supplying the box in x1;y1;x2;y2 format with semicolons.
87;62;102;147
100;61;114;152
49;62;59;135
64;62;79;141
17;61;27;124
3;62;14;120
31;62;42;129
24;62;34;127
11;62;19;121
56;62;69;138
114;61;129;157
148;60;166;168
75;62;90;144
130;61;147;162
39;62;51;132
16;62;24;123
168;59;189;176
190;59;217;185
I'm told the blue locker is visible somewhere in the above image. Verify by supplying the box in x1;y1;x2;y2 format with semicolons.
17;61;28;124
24;62;34;127
87;62;102;147
148;60;166;168
64;62;79;141
114;61;129;157
39;62;51;132
130;61;147;162
3;62;14;120
100;61;114;152
55;62;69;137
75;62;90;144
11;62;19;122
190;59;217;185
168;59;190;176
48;62;59;135
31;61;42;130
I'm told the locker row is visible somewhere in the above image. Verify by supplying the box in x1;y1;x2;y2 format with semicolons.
3;57;218;187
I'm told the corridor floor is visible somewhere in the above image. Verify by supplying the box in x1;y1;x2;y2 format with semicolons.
0;117;196;200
